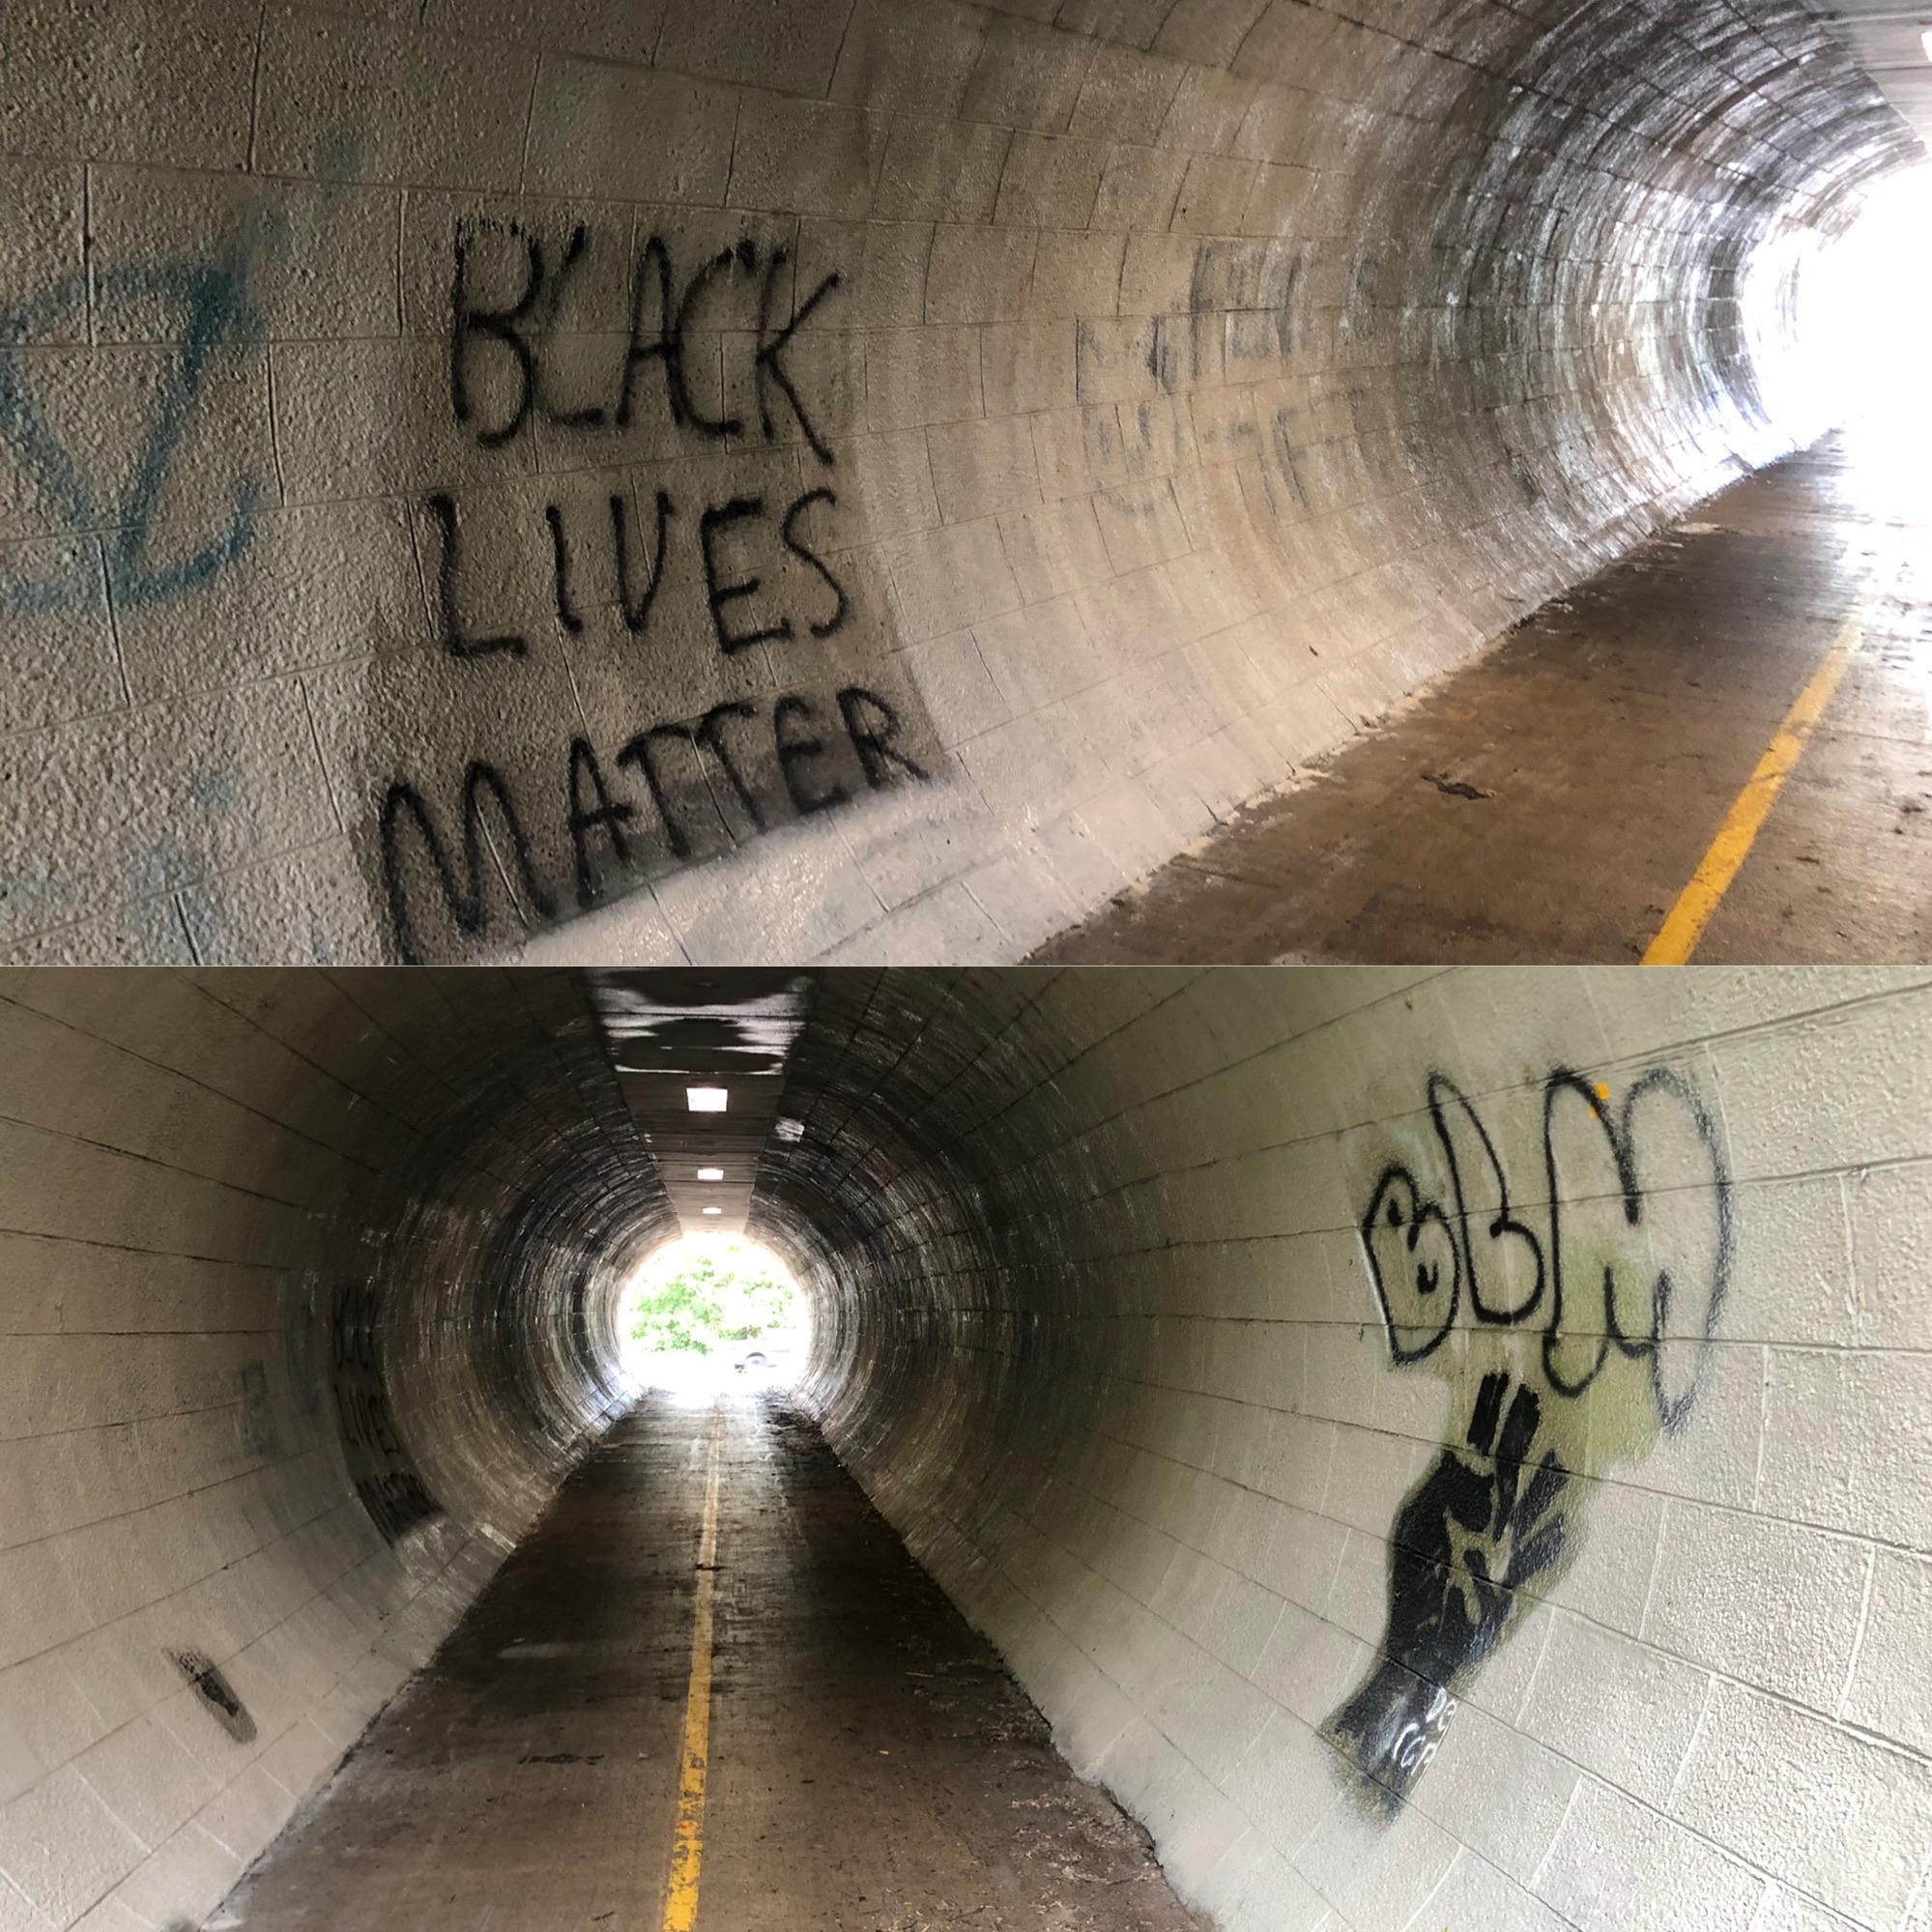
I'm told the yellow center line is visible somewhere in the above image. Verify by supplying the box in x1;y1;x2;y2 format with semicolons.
661;1408;724;1932
1642;591;1873;966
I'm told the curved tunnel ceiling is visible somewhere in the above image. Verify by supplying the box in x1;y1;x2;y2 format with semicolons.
1816;0;1932;149
591;967;814;1232
0;966;1926;1930
0;0;1919;964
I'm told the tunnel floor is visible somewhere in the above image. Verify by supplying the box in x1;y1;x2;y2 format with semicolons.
210;1391;1203;1932
1034;429;1932;965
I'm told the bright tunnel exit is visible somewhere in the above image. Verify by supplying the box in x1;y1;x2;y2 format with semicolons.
616;1232;810;1400
1786;162;1932;507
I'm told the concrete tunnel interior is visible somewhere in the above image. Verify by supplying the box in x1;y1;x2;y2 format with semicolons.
0;965;1927;1931
5;0;1932;966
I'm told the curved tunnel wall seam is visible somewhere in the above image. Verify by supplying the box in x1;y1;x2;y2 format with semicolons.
0;0;1918;964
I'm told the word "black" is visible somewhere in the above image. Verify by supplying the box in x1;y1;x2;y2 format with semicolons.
450;224;841;467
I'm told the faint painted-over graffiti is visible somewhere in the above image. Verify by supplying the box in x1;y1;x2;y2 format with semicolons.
1327;1067;1732;1812
332;1277;442;1543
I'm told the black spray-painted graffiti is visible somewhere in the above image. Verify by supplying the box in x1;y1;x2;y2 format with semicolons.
380;685;924;963
378;220;933;961
448;221;841;461
0;245;270;612
1326;1067;1732;1813
0;209;927;956
170;1650;257;1745
332;1278;442;1543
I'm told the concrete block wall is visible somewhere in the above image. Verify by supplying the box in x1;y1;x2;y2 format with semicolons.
1;963;1929;1930
774;966;1932;1932
0;1;1914;965
0;969;668;1932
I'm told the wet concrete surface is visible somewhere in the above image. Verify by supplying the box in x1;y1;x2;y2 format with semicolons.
213;1392;1203;1932
1034;429;1932;965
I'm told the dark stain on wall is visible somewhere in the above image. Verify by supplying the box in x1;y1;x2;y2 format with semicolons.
332;1277;443;1543
237;1358;280;1458
171;1649;257;1745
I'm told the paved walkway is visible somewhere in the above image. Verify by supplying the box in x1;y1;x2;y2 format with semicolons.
213;1391;1201;1932
1036;428;1932;964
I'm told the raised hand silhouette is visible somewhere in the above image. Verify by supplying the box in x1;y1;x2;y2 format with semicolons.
1323;1371;1569;1809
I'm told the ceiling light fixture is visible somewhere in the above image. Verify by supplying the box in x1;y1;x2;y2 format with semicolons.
1923;21;1932;60
701;1205;723;1215
697;1167;725;1181
685;1085;728;1112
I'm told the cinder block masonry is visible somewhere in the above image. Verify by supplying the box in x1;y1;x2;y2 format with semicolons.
0;966;1923;1929
0;0;1917;964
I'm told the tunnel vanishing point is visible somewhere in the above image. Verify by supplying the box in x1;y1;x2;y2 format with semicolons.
2;0;1930;966
0;966;1926;1932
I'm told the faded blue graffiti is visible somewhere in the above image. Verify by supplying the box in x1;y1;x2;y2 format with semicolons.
125;764;260;897
0;242;270;614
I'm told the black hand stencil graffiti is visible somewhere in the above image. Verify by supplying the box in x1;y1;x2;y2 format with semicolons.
1325;1372;1569;1810
1325;1066;1732;1814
